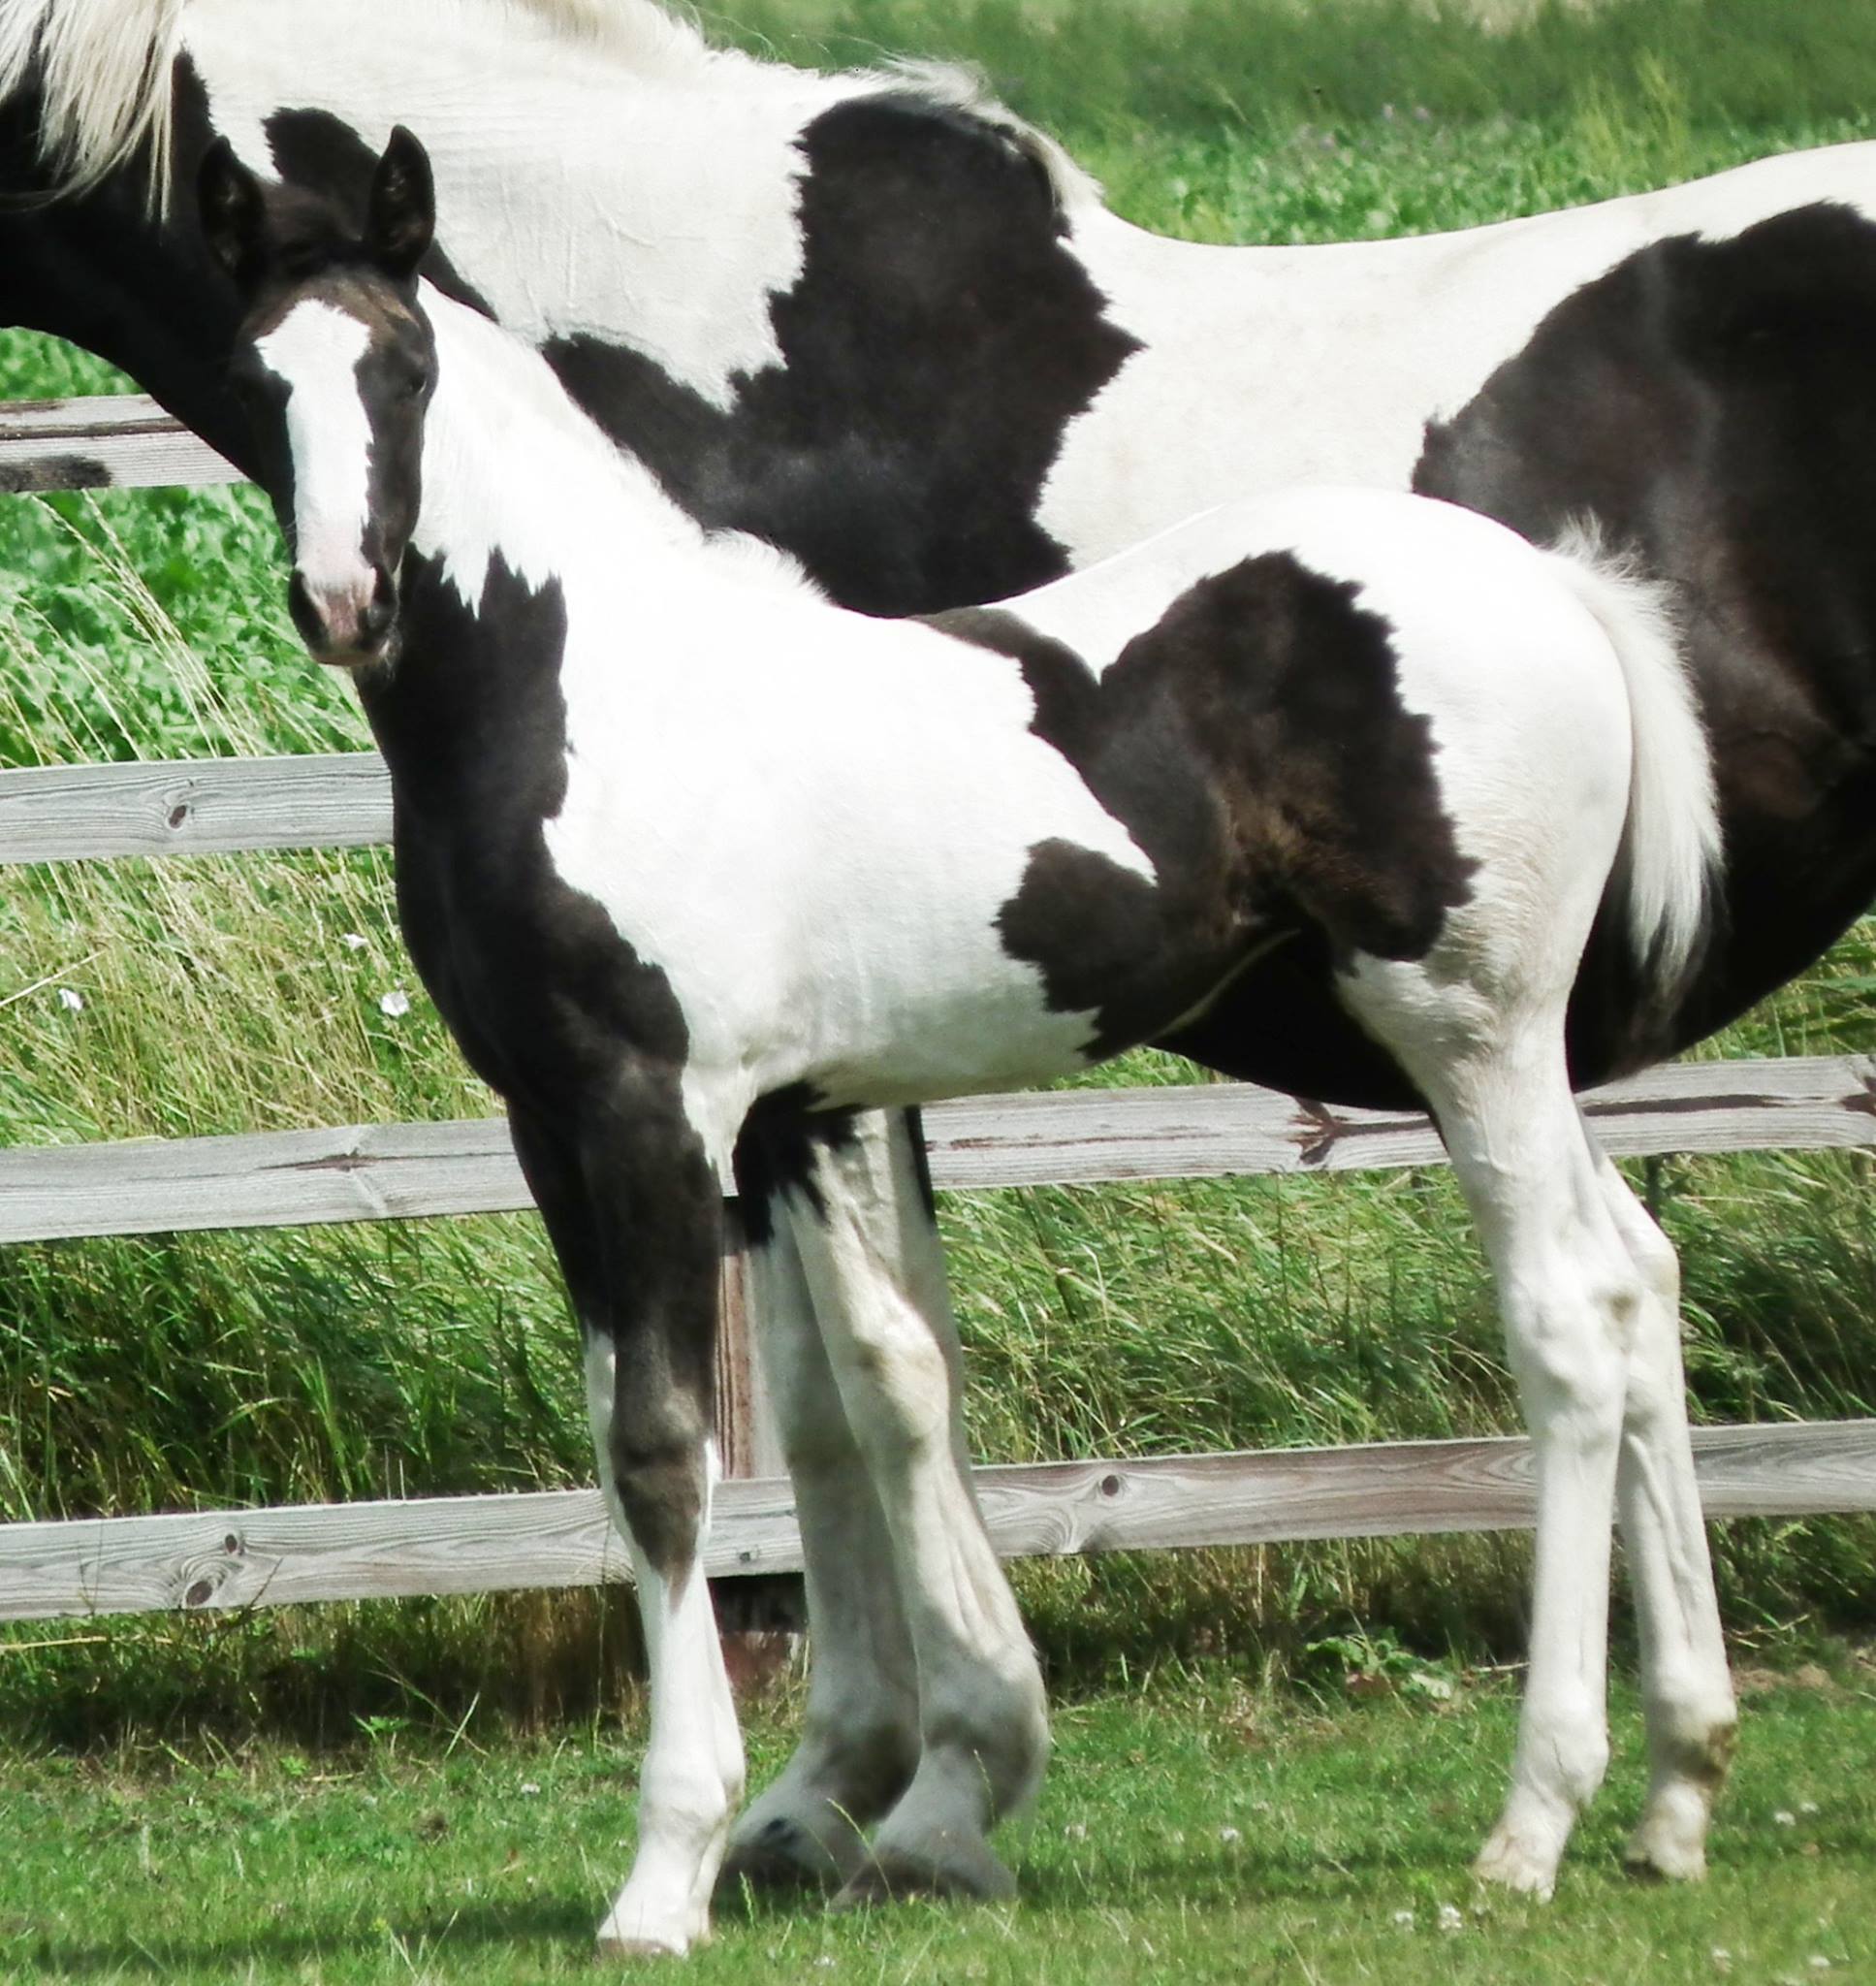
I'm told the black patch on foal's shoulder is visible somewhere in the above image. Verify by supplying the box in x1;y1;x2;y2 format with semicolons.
365;555;719;1582
934;559;1476;1065
546;90;1139;616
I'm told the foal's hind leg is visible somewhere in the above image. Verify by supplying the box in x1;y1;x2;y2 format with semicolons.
510;1100;746;1957
779;1114;1049;1907
1343;973;1636;1899
1585;1141;1736;1879
719;1166;921;1895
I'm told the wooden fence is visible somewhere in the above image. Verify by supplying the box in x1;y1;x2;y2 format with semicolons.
3;393;1876;1628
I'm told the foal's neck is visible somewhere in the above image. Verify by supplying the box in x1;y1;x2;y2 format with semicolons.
409;287;725;602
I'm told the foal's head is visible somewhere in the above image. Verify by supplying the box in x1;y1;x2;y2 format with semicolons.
201;129;438;665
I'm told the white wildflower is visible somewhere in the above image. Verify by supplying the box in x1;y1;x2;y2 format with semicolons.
1710;1950;1732;1971
1064;1822;1087;1841
1219;1827;1241;1845
1774;1809;1797;1827
340;932;368;951
56;987;83;1012
1798;1800;1820;1815
378;989;412;1018
520;1781;541;1796
1391;1909;1415;1928
1437;1903;1463;1933
1808;1960;1831;1973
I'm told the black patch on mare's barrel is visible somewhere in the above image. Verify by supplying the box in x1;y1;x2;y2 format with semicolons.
1415;200;1876;1078
545;91;1140;617
933;560;1476;1076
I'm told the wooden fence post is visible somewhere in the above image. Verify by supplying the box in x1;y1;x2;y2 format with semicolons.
712;1207;806;1674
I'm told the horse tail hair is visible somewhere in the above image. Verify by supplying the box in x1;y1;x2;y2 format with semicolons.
1544;520;1722;1011
0;0;182;212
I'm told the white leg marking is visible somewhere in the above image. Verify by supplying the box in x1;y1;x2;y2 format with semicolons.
584;1333;746;1956
781;1115;1047;1906
1588;1141;1736;1880
1345;969;1629;1901
722;1198;921;1891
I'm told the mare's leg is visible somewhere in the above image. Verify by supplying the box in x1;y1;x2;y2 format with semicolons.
778;1111;1049;1906
1585;1141;1736;1879
1343;974;1635;1899
720;1136;922;1893
510;1100;746;1957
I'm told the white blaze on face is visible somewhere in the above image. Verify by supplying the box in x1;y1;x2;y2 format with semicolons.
254;299;378;642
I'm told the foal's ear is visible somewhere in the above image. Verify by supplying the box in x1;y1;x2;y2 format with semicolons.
198;137;268;286
366;126;435;282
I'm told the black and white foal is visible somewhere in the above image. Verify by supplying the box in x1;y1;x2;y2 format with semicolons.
207;132;1723;1954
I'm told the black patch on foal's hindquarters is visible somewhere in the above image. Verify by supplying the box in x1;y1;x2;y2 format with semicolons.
933;561;1476;1067
1415;200;1876;1080
544;91;1139;616
361;554;719;1584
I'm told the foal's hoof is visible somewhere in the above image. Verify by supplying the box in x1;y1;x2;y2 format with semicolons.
716;1818;854;1899
595;1927;692;1961
831;1836;1017;1910
1473;1827;1560;1901
1623;1804;1709;1884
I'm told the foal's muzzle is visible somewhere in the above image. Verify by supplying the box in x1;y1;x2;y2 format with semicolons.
290;566;398;665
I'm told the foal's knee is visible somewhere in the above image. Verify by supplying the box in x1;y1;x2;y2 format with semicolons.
610;1403;713;1578
1504;1272;1634;1440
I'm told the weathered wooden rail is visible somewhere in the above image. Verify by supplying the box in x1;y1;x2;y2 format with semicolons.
2;398;1874;1628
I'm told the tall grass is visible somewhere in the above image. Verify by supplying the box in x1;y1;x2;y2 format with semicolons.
2;0;1875;1737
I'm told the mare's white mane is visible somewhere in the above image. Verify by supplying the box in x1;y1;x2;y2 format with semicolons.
0;0;1097;218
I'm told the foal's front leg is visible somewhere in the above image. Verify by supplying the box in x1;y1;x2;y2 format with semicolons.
511;1097;746;1957
720;1169;922;1893
779;1114;1049;1906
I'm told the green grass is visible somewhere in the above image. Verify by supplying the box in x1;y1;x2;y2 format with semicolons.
4;0;1876;1721
2;1670;1873;1982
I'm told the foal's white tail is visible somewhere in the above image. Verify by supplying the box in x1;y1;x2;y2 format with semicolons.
1543;525;1722;1006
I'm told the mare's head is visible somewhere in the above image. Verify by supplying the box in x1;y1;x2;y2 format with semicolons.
200;129;438;665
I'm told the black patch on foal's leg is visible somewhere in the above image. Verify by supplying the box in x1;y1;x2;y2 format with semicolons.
732;1086;861;1247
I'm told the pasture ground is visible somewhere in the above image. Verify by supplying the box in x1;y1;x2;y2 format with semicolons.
1;1666;1871;1983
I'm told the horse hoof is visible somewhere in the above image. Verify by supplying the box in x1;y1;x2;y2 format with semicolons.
1473;1828;1559;1901
1623;1817;1707;1883
831;1838;1017;1909
716;1827;850;1899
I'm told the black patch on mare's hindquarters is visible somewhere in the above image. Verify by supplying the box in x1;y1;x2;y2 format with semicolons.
545;91;1140;616
933;560;1476;1084
362;553;719;1583
1414;200;1876;1077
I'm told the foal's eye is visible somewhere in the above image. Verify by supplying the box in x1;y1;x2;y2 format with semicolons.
399;368;432;401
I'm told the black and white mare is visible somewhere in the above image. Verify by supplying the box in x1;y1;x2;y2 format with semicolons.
207;132;1724;1955
11;0;1876;1915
